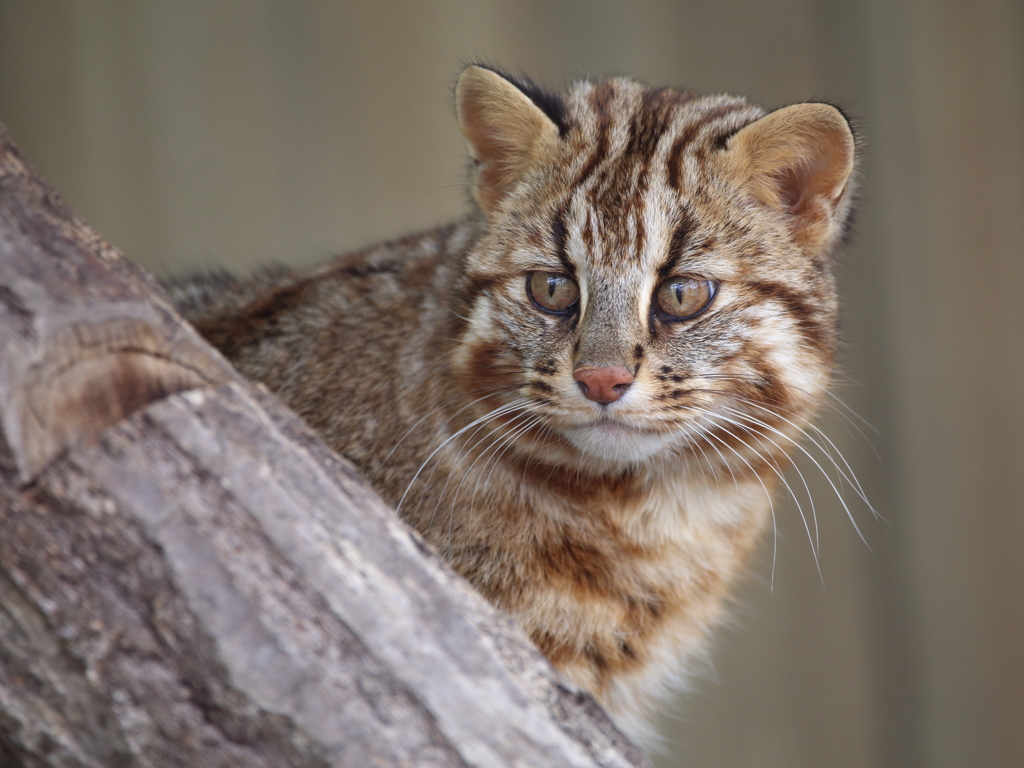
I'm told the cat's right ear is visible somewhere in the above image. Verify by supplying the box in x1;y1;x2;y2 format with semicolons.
456;66;562;216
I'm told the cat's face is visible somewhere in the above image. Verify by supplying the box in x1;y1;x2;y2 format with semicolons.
450;69;853;475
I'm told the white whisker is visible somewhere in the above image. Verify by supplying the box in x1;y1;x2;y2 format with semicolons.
700;406;825;579
440;409;537;540
423;405;534;535
688;419;780;589
449;414;542;554
397;398;532;514
384;383;523;464
728;399;878;537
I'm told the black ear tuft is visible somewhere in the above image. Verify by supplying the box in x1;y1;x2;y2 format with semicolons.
469;64;568;137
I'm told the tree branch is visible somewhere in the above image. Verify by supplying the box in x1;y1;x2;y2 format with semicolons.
0;121;650;768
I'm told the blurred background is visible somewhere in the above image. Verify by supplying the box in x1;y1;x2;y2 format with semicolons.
1;2;1021;766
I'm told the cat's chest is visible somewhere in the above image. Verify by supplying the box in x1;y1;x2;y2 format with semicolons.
467;468;769;700
536;470;768;589
453;462;770;620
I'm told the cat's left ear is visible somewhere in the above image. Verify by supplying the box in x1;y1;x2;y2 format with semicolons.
456;65;562;216
725;103;856;253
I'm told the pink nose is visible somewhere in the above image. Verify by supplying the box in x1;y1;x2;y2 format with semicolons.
573;366;635;404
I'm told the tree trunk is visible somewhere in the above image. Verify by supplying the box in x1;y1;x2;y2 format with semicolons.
0;122;650;768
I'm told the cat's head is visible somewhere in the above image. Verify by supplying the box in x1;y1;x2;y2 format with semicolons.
449;65;856;475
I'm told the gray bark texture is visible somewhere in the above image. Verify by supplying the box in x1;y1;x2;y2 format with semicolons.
0;121;651;768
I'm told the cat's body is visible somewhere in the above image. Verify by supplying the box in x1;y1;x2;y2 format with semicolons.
170;66;856;743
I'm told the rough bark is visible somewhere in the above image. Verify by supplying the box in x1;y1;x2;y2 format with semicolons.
0;121;650;768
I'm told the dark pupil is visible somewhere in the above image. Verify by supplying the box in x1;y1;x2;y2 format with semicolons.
547;276;561;297
671;279;701;308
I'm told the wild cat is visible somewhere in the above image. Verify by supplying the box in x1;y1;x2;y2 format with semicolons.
168;64;857;744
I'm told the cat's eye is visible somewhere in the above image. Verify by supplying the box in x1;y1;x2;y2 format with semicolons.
654;277;717;320
528;271;580;313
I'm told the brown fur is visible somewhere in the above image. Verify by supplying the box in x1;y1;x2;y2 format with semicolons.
166;65;856;745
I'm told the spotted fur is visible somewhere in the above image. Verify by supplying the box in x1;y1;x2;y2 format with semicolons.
168;66;857;745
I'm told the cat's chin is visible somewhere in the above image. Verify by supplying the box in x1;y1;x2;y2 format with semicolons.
560;421;679;469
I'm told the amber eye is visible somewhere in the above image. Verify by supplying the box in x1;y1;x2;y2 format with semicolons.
528;271;580;313
655;277;717;320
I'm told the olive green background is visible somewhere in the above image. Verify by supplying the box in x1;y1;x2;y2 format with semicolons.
1;2;1021;766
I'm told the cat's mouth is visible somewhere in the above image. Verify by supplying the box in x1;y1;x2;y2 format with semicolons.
559;418;679;466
